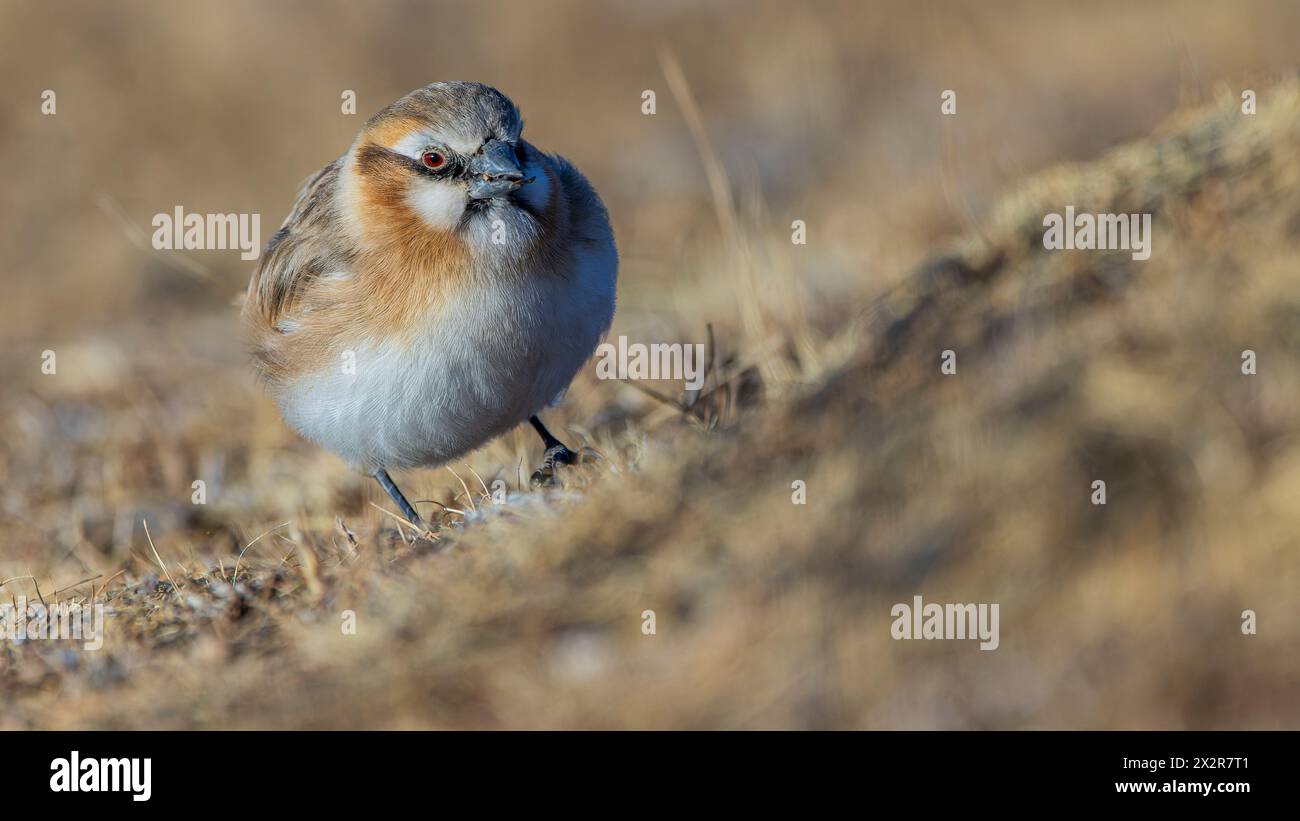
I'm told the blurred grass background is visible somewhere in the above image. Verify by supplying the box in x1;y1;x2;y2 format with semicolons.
2;0;1299;728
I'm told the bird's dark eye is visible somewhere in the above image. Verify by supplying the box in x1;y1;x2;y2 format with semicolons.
421;150;447;170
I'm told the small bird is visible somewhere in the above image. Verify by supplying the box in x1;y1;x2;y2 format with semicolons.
242;82;617;529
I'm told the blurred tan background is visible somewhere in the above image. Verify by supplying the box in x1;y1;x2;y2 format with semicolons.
2;1;1300;728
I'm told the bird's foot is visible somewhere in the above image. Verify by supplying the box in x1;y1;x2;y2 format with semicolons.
530;445;600;487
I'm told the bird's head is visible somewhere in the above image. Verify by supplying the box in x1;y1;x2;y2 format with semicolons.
342;82;553;254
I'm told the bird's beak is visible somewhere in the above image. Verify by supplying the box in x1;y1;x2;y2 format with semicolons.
467;139;526;200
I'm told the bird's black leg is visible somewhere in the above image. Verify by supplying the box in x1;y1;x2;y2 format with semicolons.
529;415;567;451
373;468;426;531
528;415;597;486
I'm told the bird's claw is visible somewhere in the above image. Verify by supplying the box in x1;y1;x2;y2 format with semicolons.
530;445;600;487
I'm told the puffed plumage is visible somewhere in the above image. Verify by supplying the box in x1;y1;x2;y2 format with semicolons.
243;82;617;476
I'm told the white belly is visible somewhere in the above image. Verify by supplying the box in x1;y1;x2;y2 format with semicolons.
278;262;615;472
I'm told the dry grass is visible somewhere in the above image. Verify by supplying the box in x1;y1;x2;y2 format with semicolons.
2;1;1300;728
